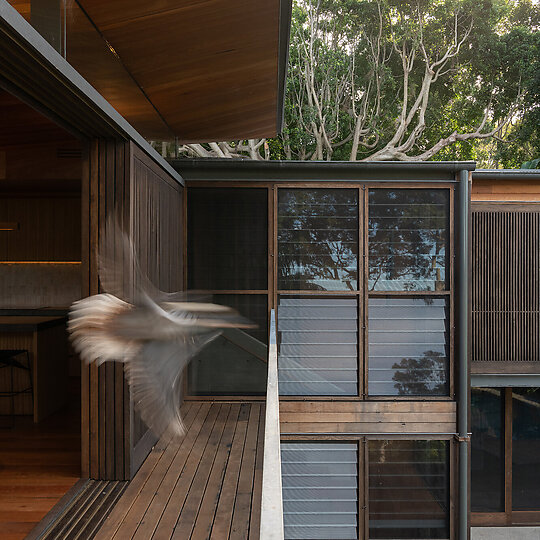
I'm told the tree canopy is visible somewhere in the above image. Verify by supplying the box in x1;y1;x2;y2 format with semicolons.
173;0;539;165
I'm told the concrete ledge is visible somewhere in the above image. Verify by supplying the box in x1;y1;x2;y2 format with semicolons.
472;527;540;540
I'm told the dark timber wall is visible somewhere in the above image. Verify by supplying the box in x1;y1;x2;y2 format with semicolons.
82;139;183;481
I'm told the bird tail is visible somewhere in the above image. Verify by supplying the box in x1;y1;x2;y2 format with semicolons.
69;293;138;365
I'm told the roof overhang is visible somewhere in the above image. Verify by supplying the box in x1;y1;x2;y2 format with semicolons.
7;0;292;143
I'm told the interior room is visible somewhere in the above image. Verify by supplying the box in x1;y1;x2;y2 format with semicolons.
0;89;82;538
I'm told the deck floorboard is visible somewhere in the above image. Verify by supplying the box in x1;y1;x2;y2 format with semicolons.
95;401;264;540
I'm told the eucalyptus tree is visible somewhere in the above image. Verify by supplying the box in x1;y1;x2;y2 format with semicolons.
176;0;537;162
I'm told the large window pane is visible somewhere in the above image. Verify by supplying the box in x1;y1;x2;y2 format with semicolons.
278;297;358;396
368;297;449;396
282;442;358;540
512;387;540;510
188;295;267;395
278;189;358;291
188;188;267;290
369;189;449;291
369;440;449;539
471;388;505;512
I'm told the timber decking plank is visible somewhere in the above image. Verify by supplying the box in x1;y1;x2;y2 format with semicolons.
229;403;261;540
248;406;265;540
208;404;250;540
170;404;232;539
128;402;216;539
93;401;264;540
94;402;198;539
149;404;223;539
69;481;127;539
109;402;208;539
189;404;241;540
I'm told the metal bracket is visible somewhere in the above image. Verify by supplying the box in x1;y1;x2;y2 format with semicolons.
454;433;472;443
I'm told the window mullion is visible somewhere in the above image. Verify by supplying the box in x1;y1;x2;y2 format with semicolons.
504;387;512;523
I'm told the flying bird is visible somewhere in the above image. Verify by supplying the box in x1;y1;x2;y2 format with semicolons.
68;219;254;438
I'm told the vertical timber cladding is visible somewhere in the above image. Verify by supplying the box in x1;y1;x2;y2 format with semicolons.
82;139;183;480
471;204;540;372
128;142;183;476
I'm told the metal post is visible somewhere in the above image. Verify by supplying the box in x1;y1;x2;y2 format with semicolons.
458;169;470;540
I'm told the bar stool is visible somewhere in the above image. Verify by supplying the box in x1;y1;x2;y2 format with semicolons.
0;349;33;427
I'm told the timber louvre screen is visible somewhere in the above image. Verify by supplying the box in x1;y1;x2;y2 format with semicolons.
472;205;540;366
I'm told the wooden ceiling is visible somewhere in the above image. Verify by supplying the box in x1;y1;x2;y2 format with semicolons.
0;90;81;192
7;0;288;143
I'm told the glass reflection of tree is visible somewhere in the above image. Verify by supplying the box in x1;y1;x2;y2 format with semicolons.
414;440;448;531
392;350;448;396
369;190;448;291
278;189;358;290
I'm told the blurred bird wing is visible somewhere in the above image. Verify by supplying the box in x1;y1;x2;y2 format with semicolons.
126;332;220;438
98;216;209;304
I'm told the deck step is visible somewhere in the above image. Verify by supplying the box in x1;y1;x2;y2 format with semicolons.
27;479;128;540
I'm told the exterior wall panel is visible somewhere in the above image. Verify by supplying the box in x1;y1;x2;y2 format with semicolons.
82;139;183;481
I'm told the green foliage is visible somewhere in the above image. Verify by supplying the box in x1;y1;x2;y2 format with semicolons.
265;0;540;163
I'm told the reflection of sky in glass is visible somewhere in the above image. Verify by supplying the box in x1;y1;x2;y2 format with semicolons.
369;190;449;292
368;297;449;396
278;297;358;396
278;189;358;291
282;443;358;539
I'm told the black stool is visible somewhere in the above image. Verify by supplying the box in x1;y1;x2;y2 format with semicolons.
0;349;33;427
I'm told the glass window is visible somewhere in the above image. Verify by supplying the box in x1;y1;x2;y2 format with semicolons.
278;297;358;396
369;440;449;539
187;295;267;395
512;387;540;510
369;189;449;291
188;188;267;290
368;297;449;396
278;189;358;291
471;388;505;512
281;442;358;540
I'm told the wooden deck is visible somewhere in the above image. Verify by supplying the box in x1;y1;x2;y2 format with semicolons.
0;399;80;540
94;401;264;540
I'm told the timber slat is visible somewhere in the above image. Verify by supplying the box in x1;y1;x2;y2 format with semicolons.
32;480;128;540
279;400;456;412
281;422;456;434
150;404;223;538
94;402;199;539
93;401;264;540
279;412;456;423
189;404;241;540
170;404;232;539
127;402;212;538
209;403;250;540
229;403;261;540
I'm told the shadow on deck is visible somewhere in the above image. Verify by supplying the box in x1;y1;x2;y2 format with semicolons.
94;401;264;540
